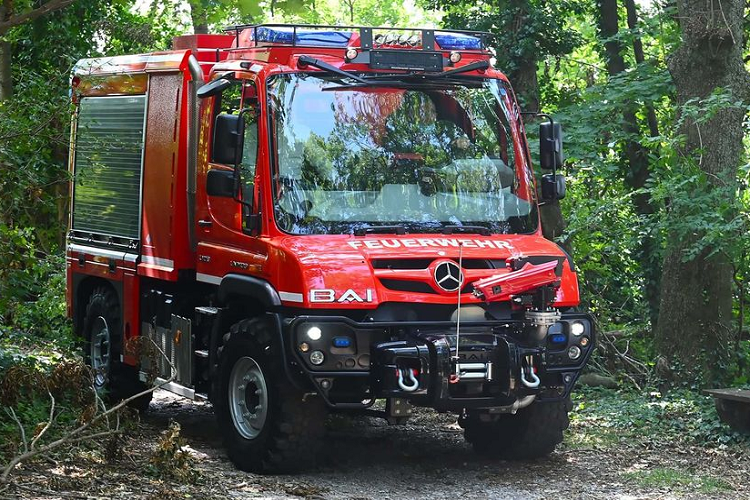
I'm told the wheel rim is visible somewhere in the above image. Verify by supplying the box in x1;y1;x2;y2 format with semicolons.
90;316;111;389
228;356;269;439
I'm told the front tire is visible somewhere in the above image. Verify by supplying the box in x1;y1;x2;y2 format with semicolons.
82;286;151;412
462;399;572;459
215;317;326;473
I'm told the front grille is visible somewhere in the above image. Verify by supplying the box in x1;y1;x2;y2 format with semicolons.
372;258;504;270
379;279;437;294
379;278;474;295
462;259;506;269
372;259;433;270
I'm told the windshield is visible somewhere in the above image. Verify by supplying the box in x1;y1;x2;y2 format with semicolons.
267;73;537;235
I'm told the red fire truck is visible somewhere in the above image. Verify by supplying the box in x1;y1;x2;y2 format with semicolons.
66;24;594;473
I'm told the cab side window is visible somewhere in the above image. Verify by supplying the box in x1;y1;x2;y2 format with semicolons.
213;80;260;232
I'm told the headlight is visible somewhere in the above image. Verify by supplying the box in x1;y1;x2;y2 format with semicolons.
570;321;585;336
306;326;322;341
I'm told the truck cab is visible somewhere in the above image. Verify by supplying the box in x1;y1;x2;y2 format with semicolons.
67;24;593;473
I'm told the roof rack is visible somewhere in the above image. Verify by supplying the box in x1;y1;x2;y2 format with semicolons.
223;23;492;52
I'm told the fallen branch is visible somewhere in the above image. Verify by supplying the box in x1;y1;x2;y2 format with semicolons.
30;391;55;450
0;338;176;483
6;407;28;454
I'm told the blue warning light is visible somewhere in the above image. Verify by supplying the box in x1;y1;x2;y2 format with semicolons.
550;333;567;344
332;336;353;348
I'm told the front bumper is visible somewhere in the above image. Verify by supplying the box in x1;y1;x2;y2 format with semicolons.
284;313;595;411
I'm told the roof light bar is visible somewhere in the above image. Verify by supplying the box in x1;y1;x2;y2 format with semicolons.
434;33;483;51
226;24;491;52
249;26;353;47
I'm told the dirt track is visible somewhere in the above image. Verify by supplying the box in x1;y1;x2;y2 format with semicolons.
135;390;750;499
4;389;750;499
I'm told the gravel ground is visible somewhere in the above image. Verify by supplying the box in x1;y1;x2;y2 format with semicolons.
3;389;749;499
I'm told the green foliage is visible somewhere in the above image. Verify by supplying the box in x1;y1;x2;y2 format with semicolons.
569;387;750;449
0;0;185;345
623;467;732;494
0;355;94;462
425;0;586;73
149;420;199;482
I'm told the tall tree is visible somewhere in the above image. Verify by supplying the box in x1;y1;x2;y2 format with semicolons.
425;0;583;246
596;0;660;324
0;0;74;100
656;0;749;383
188;0;210;34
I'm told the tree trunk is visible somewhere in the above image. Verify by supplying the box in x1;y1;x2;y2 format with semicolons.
505;1;563;245
0;39;11;100
656;0;749;383
624;0;659;138
598;0;661;325
512;59;540;113
622;0;661;326
189;1;208;34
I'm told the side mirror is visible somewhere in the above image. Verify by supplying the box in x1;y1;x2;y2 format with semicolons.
539;121;564;170
212;113;245;165
197;78;233;99
206;169;235;197
541;174;566;201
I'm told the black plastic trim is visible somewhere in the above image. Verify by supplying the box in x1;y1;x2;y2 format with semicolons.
217;273;281;308
556;243;577;273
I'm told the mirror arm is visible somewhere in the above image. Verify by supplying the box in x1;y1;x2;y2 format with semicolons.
231;107;254;209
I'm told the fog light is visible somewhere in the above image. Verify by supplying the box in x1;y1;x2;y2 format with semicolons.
580;336;590;347
345;48;358;61
299;342;310;352
570;321;585;336
568;345;581;360
306;326;322;341
449;51;462;63
309;350;325;365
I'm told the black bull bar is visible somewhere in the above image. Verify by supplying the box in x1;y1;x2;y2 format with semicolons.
285;314;595;410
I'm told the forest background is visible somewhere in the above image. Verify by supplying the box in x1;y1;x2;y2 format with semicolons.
1;0;749;409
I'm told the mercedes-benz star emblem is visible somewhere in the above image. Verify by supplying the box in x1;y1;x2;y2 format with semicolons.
433;260;464;292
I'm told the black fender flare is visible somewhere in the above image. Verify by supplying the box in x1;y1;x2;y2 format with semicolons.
212;274;306;391
217;273;281;309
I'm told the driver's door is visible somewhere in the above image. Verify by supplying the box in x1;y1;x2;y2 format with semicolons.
195;76;265;283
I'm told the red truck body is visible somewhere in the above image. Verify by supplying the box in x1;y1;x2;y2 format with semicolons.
66;25;593;472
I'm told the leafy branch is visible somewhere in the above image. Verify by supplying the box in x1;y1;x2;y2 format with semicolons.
0;337;176;483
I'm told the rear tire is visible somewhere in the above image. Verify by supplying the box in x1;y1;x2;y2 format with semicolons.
215;316;327;473
82;286;152;412
462;398;572;459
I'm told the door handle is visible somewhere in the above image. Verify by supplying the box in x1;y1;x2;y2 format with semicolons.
198;220;213;227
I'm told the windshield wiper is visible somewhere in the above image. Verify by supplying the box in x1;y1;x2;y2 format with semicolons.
318;59;491;91
441;225;492;236
434;60;490;78
361;60;491;82
298;55;371;84
353;225;407;236
322;78;483;91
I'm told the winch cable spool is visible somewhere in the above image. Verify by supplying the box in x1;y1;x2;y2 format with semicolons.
450;243;465;384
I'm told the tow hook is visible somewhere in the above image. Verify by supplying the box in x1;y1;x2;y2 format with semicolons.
520;355;541;388
396;367;419;392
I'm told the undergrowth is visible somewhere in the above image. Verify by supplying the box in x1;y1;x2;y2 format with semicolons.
566;386;750;451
